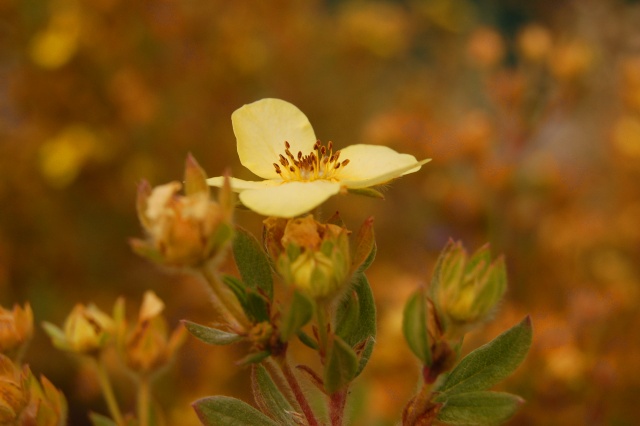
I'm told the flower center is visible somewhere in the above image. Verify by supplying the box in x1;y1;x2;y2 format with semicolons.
273;140;350;182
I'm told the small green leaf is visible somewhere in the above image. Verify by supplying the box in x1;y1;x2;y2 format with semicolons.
324;335;358;394
233;226;273;300
402;288;431;366
89;413;117;426
435;391;524;425
297;330;319;350
335;272;376;376
334;290;360;343
437;316;532;395
280;291;314;342
244;289;270;323
183;321;243;345
237;350;271;366
193;396;279;426
347;187;385;199
221;274;248;305
251;365;299;426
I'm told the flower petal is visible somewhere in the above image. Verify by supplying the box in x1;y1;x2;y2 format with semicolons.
239;181;341;218
337;144;431;188
233;98;317;180
207;176;281;192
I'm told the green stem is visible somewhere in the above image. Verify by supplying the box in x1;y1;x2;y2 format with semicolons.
276;355;320;426
138;376;150;426
94;357;124;426
200;265;250;333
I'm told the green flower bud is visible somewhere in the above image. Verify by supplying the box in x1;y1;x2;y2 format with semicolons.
430;241;506;336
266;215;351;300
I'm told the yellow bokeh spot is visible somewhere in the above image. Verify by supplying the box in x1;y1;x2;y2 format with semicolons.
29;9;81;69
612;115;640;158
38;125;100;188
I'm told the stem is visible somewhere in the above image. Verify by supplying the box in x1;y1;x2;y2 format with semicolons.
329;388;348;426
138;376;150;426
404;380;434;426
200;265;250;332
276;355;320;426
94;357;124;426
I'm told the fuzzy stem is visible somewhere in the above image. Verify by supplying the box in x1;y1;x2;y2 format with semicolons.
276;355;320;426
94;357;124;426
137;376;150;426
329;388;348;426
200;265;250;333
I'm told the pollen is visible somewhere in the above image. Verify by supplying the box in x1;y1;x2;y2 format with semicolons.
273;140;350;182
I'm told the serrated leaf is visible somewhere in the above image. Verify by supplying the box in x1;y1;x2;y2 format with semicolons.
251;365;298;426
437;316;532;395
183;321;243;346
280;291;314;342
233;226;273;300
324;335;358;394
193;396;279;426
402;288;431;366
435;391;524;425
335;272;376;376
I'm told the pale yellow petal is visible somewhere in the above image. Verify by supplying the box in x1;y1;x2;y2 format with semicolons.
207;176;282;192
337;144;430;188
233;98;317;180
239;181;341;218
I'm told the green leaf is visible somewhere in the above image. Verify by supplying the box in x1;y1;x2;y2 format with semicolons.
233;226;273;300
435;391;524;425
402;288;431;366
280;291;314;342
89;413;117;426
193;396;279;426
237;350;271;366
297;330;319;350
346;187;385;199
221;274;248;305
437;316;532;395
324;335;358;394
183;321;243;345
335;272;376;376
334;290;360;343
251;365;299;426
244;289;271;323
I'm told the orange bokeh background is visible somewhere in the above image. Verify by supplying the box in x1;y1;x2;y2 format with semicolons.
1;0;639;424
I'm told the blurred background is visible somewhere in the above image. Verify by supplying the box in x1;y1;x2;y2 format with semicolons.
1;0;639;424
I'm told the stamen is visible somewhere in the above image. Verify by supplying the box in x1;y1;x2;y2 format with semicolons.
274;140;349;182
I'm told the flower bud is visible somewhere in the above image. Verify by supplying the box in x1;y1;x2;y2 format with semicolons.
0;303;33;357
266;215;351;300
0;354;29;423
132;156;234;269
124;291;186;375
430;241;506;336
42;304;115;355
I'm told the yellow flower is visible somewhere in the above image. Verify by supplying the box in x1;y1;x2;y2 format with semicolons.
207;98;430;217
42;304;115;355
0;303;33;356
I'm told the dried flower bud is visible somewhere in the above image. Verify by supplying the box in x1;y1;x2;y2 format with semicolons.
0;354;29;423
0;303;33;357
124;291;186;375
132;156;234;269
430;241;506;336
266;215;351;300
42;304;115;355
